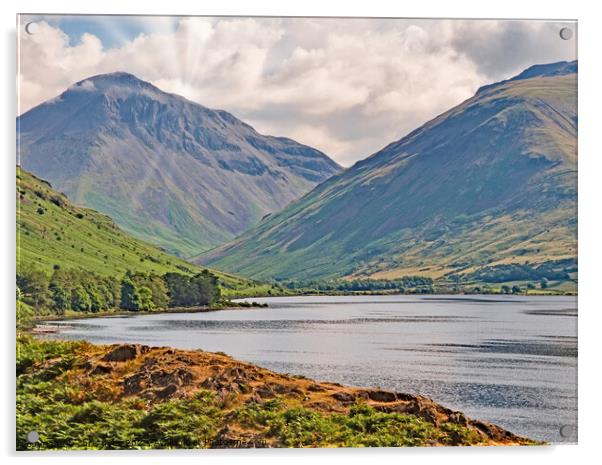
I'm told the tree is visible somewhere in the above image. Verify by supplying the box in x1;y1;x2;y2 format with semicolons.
98;280;119;309
191;270;221;306
136;286;154;311
163;273;192;307
163;271;221;308
144;275;169;309
16;301;34;330
511;285;522;294
49;281;70;314
501;285;511;294
71;285;92;312
120;278;138;311
120;276;155;311
83;282;104;313
16;266;49;310
540;278;549;289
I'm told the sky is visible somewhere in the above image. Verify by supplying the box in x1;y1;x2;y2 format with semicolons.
17;15;576;166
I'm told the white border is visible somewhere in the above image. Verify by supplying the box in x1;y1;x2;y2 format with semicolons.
2;1;600;464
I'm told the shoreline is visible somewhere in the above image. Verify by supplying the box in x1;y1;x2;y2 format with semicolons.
17;336;541;449
30;302;266;324
33;291;576;322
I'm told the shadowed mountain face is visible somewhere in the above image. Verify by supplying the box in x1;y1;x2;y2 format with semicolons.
17;72;341;257
199;61;577;281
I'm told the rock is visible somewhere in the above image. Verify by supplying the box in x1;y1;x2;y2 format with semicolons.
123;373;147;395
305;401;342;412
404;400;439;424
175;355;194;364
80;361;94;371
374;397;454;427
123;364;195;398
102;344;149;362
201;377;217;389
225;367;246;379
156;383;179;399
255;386;275;399
395;392;417;402
448;411;469;426
289;386;305;397
246;393;263;404
142;357;159;368
470;420;524;443
331;391;356;403
90;362;113;375
307;383;326;392
367;390;397;403
150;368;193;388
217;387;230;401
271;383;289;395
236;381;252;394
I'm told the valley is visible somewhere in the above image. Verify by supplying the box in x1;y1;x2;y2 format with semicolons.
199;62;577;289
16;60;579;450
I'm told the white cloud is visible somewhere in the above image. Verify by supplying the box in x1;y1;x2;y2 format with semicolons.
17;17;576;166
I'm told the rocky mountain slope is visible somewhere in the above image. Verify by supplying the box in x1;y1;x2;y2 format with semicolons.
18;73;341;257
199;61;577;282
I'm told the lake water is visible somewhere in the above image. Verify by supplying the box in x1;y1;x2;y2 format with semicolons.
45;294;577;443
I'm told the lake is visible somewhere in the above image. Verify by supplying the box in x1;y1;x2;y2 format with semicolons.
45;294;577;443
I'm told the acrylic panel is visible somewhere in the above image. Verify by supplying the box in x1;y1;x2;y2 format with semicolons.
16;14;577;450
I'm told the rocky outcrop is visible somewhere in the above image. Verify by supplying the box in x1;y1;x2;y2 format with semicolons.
102;344;150;362
78;343;536;446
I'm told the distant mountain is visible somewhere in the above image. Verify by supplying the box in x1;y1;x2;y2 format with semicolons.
17;73;341;257
199;61;577;282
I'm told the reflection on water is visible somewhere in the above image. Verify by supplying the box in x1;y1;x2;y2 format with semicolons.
46;294;577;443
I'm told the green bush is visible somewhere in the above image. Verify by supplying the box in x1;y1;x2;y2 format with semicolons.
71;285;92;312
233;401;483;448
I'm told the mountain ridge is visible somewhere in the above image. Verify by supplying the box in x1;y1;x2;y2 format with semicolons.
476;60;577;94
18;72;342;257
199;62;577;283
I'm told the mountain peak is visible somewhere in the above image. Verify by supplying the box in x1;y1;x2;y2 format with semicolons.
512;60;577;81
477;60;577;95
68;71;161;96
18;72;342;257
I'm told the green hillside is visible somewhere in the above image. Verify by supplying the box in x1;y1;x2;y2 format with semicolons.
16;167;263;296
199;62;577;287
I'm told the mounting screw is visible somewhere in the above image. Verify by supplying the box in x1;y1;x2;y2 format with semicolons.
559;424;575;438
559;27;573;40
25;22;39;35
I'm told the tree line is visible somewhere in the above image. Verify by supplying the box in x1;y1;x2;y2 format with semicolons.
278;277;434;293
17;266;221;315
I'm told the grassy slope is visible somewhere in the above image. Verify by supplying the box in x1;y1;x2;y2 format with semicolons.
17;336;537;450
16;167;263;296
199;72;577;284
